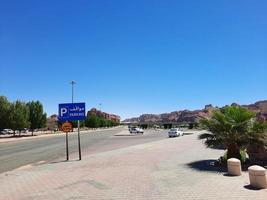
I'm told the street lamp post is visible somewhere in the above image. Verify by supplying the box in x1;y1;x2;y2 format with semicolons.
70;80;82;160
70;80;76;103
99;103;102;111
65;81;77;161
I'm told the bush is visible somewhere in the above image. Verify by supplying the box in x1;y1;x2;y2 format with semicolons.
220;150;247;163
85;115;100;128
85;114;119;128
199;106;267;160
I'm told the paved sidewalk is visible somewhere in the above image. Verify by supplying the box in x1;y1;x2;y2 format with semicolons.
0;133;266;200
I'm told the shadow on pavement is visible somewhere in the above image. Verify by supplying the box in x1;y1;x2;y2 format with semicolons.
182;132;194;135
244;185;263;191
186;159;227;173
49;160;80;164
222;173;244;177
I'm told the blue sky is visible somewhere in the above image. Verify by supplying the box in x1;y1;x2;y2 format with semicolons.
0;0;267;120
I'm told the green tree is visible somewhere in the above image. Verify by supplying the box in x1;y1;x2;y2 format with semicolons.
71;120;85;129
9;101;30;136
106;120;113;127
99;117;107;127
0;96;11;129
199;106;267;160
85;114;100;128
72;121;78;129
80;120;85;127
27;101;47;136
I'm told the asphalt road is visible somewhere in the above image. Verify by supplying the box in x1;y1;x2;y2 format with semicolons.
0;127;168;174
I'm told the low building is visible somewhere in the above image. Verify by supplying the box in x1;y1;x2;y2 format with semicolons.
46;114;58;131
87;108;120;123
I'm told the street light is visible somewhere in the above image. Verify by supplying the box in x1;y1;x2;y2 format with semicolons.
69;80;82;160
65;80;76;161
70;80;76;103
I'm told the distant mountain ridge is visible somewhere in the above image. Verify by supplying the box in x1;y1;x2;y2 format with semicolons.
123;100;267;124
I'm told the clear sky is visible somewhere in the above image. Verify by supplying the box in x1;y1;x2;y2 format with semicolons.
0;0;267;120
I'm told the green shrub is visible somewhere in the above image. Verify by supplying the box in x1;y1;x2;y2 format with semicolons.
221;150;247;163
240;150;247;163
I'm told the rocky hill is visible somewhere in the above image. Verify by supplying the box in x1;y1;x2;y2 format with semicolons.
123;100;267;124
243;100;267;121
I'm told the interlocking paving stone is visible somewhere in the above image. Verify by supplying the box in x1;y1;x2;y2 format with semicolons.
0;132;266;200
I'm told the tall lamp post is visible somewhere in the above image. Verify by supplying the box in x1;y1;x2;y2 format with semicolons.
65;81;76;161
70;80;82;160
70;80;76;103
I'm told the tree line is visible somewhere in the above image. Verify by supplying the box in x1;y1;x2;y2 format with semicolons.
69;114;120;129
0;96;47;136
84;114;119;128
0;96;120;135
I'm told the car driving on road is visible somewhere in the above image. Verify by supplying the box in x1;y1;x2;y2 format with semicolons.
168;128;183;137
129;127;144;134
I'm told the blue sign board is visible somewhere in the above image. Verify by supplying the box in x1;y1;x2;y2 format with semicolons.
58;103;86;122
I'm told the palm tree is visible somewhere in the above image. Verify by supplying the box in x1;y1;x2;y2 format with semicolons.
199;106;267;160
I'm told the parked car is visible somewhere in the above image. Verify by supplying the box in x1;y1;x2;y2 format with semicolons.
20;128;29;133
168;128;183;137
129;127;144;134
0;129;13;135
0;129;7;135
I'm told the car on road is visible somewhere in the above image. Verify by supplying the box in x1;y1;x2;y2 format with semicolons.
128;125;133;131
168;128;183;137
129;127;144;134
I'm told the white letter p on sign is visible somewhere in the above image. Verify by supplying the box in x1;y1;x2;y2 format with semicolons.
60;108;68;117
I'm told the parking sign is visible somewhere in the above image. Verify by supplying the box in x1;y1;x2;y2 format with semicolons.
58;103;86;122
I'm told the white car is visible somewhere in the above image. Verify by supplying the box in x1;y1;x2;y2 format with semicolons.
137;128;144;134
130;127;144;134
168;128;183;137
0;129;13;135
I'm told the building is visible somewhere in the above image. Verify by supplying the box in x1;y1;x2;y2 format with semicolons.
46;114;58;131
87;108;121;123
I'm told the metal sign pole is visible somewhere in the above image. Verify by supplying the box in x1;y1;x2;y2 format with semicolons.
70;80;75;161
66;131;69;161
78;120;81;160
62;121;72;161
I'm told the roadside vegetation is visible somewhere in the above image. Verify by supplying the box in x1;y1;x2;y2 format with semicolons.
67;114;119;129
0;96;120;136
0;96;47;136
84;114;119;128
199;105;267;164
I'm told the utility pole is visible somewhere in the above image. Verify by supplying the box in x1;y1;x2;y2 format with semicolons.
65;81;76;161
70;80;76;103
70;80;82;160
